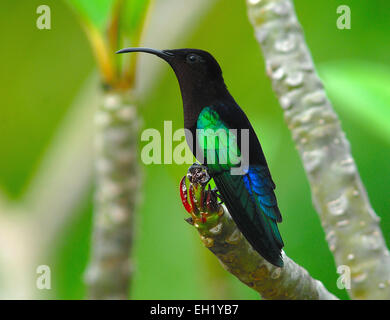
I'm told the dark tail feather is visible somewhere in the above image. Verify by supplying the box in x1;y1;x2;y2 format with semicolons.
214;172;283;267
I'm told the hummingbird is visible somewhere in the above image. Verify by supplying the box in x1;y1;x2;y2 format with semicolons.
117;48;284;267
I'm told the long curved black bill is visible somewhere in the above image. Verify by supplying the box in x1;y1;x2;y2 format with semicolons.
116;47;173;60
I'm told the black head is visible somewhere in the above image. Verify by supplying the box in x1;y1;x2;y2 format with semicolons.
161;49;223;83
116;47;232;128
116;47;223;83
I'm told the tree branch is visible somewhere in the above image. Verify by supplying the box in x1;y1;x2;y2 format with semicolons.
246;0;390;299
180;165;338;300
84;91;141;299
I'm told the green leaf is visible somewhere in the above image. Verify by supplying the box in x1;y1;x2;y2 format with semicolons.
121;0;151;43
67;0;151;43
318;61;390;143
67;0;114;32
67;0;152;85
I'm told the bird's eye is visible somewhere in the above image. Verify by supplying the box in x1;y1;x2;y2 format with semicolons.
186;54;202;63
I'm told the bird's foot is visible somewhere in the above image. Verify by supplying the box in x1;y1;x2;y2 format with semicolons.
186;163;211;186
180;165;223;228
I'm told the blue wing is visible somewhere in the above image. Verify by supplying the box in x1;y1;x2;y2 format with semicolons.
243;166;282;223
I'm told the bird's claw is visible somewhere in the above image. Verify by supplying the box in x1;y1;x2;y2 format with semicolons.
187;163;211;186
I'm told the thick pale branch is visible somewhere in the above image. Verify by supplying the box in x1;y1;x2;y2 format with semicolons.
197;206;337;300
84;91;141;299
246;0;390;299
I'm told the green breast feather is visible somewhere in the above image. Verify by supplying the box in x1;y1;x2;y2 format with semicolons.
196;107;241;170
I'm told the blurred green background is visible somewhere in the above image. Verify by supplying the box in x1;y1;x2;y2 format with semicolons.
0;0;389;300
